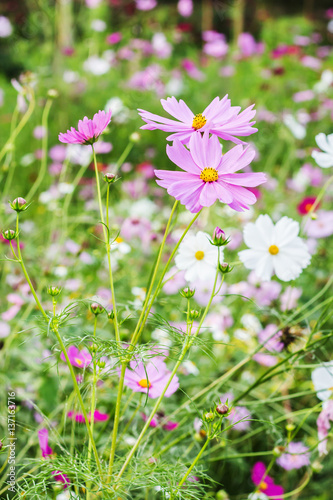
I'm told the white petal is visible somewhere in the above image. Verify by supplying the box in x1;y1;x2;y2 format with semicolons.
238;249;266;270
273;217;300;247
254;254;274;281
312;150;333;168
315;133;333;154
243;215;274;250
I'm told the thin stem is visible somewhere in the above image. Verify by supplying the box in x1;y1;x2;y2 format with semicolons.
176;438;210;491
87;315;98;499
106;362;127;483
301;174;333;235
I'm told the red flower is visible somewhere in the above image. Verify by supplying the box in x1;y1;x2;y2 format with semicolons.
297;196;318;215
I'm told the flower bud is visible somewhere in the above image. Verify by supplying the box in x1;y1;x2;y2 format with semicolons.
148;456;157;465
108;310;115;320
180;287;195;299
273;445;285;457
130;132;141;143
2;229;17;241
204;411;215;422
216;490;229;500
90;302;104;315
216;403;228;415
90;343;98;353
211;226;229;247
286;423;295;432
97;360;106;369
189;309;200;320
47;286;62;297
9;197;28;212
311;460;323;473
219;262;233;274
47;89;59;99
104;172;116;183
310;212;317;220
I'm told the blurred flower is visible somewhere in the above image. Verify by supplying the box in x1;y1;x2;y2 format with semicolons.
177;0;193;17
162;267;186;295
52;471;70;488
238;33;264;57
239;215;311;281
59;110;111;145
0;16;12;37
135;0;157;10
312;362;333;401
83;56;111;75
251;462;284;500
106;32;122;45
38;429;53;457
33;126;47;139
297;196;317;215
139;95;257;145
85;0;102;7
49;145;67;162
175;231;220;282
221;393;251;431
152;33;172;59
304;211;333;238
155;133;265;213
292;90;315;102
0;321;10;338
301;55;322;70
317;400;333;456
141;412;179;430
123;356;179;399
203;31;228;58
258;324;283;353
60;345;92;369
91;19;106;32
68;410;109;422
312;133;333;168
283;114;306;140
276;442;310;470
182;59;205;81
280;286;302;311
313;70;333;93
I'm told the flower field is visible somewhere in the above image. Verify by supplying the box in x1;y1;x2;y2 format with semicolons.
0;1;333;499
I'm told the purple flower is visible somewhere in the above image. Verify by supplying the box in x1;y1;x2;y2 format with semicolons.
141;412;179;430
38;429;53;457
52;471;70;488
138;95;257;145
276;442;310;470
59;110;111;145
251;462;284;499
155;133;266;213
304;210;333;238
221;392;251;431
238;33;264;57
60;345;92;369
177;0;193;17
123;356;179;399
258;324;284;353
317;400;333;456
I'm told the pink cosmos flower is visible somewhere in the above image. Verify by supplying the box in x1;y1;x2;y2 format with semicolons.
38;429;53;457
138;95;257;145
258;324;284;353
52;471;70;488
141;412;179;430
304;210;333;238
220;392;251;431
297;196;318;215
251;462;284;499
276;441;310;470
60;345;92;369
253;352;278;367
155;133;266;213
123;356;179;399
177;0;193;17
280;286;302;311
67;410;109;423
59;110;111;145
135;0;157;11
317;400;333;456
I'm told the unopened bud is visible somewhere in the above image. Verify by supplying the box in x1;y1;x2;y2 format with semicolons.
2;229;16;241
286;423;295;432
216;403;228;415
47;89;59;99
104;172;116;183
148;456;157;465
219;262;233;274
108;310;115;320
189;309;200;320
180;287;195;299
311;460;323;473
310;212;317;220
212;227;229;247
10;197;28;212
47;286;62;297
273;445;285;457
216;490;229;500
130;132;141;143
90;343;98;353
90;302;104;315
97;360;106;369
204;411;215;422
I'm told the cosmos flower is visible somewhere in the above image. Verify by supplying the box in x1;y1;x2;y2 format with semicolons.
59;110;111;145
123;356;179;399
60;345;92;369
312;133;333;168
297;196;318;215
38;429;53;457
67;410;109;423
304;210;333;238
258;324;284;353
276;442;310;470
155;133;266;213
238;215;311;281
251;462;284;500
175;231;220;282
317;400;333;456
141;412;179;430
138;96;257;145
311;362;333;401
220;392;252;431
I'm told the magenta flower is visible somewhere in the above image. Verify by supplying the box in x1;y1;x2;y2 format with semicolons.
276;441;310;470
141;412;179;430
67;409;109;423
123;356;179;399
38;429;53;457
59;110;111;145
138;95;257;145
251;462;284;499
52;471;70;488
60;345;92;369
155;133;266;213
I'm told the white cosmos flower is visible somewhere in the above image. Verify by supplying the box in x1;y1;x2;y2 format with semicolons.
312;133;333;168
175;231;221;282
283;114;306;140
311;362;333;402
238;215;311;282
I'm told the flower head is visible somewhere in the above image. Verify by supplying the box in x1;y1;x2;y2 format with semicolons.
60;345;92;369
138;95;257;145
304;210;333;238
59;110;111;145
276;442;310;470
251;462;284;500
238;215;311;281
155;133;266;213
123;356;179;399
297;196;318;215
317;400;333;456
175;231;220;282
312;133;333;168
312;362;333;401
38;428;53;457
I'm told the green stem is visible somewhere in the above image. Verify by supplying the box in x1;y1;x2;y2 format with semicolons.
176;438;210;491
87;315;98;499
106;362;127;482
301;174;333;236
26;98;53;201
2;104;19;197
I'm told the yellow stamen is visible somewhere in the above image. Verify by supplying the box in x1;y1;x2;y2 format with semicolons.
192;113;207;130
268;244;279;255
195;251;205;260
75;358;83;366
116;237;123;243
200;167;218;183
138;379;151;389
259;481;268;491
305;203;313;212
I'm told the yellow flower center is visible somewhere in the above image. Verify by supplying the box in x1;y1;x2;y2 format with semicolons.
305;203;313;213
192;113;207;130
75;358;83;366
200;167;218;183
138;379;151;388
116;236;123;243
195;251;205;260
268;244;279;255
259;481;268;491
